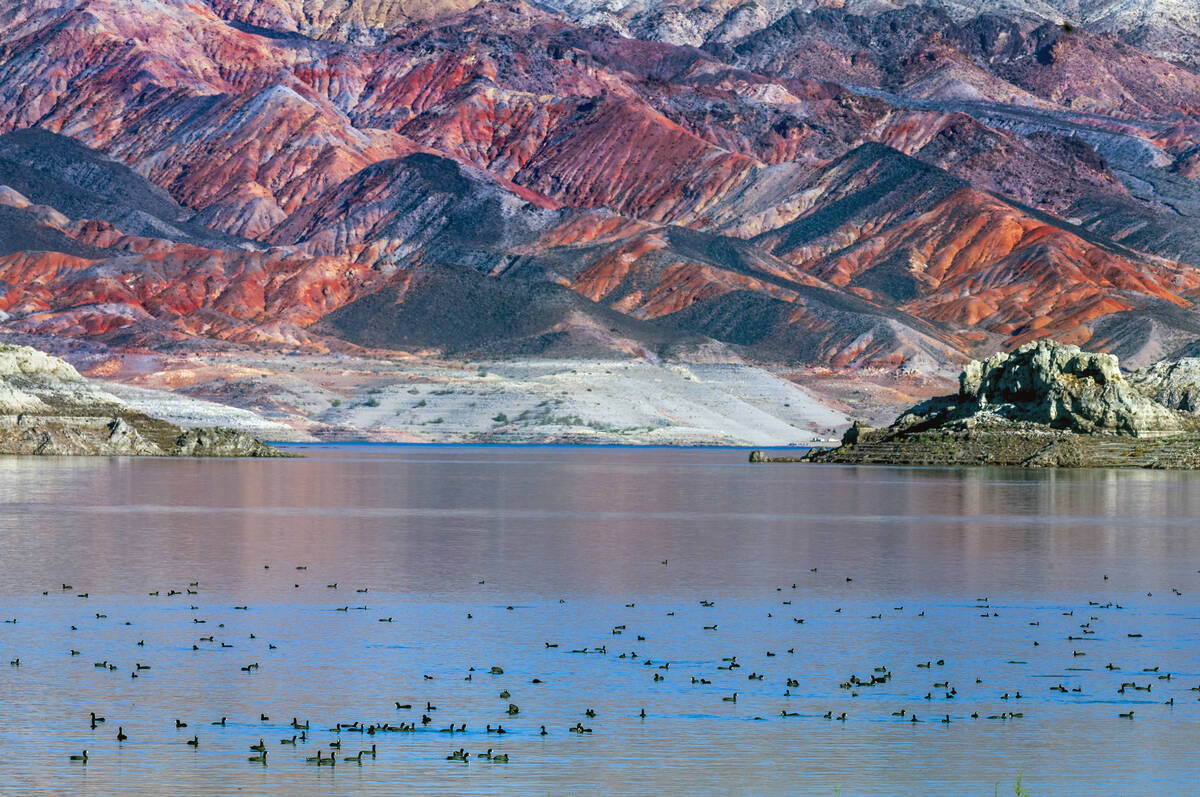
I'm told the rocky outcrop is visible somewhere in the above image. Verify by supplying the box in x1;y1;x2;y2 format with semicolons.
0;344;284;457
936;341;1183;435
747;449;804;462
172;427;283;458
804;341;1200;468
1129;359;1200;414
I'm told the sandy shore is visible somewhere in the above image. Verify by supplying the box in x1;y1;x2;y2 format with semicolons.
101;381;312;442
91;353;851;446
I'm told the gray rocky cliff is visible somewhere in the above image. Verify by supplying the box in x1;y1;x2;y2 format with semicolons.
0;344;284;457
898;340;1182;436
1129;358;1200;415
806;341;1200;468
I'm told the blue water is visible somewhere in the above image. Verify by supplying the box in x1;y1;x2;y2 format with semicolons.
0;446;1198;794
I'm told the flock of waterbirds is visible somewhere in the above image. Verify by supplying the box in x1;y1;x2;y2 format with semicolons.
3;558;1198;779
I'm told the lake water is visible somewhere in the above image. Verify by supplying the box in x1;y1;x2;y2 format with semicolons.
1;445;1198;795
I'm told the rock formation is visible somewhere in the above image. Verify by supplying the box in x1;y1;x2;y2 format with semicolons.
1129;359;1200;415
904;341;1183;435
805;341;1200;468
0;344;282;456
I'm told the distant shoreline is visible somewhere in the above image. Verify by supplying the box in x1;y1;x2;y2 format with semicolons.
269;441;830;451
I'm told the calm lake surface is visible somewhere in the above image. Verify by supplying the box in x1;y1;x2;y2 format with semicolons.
1;445;1199;795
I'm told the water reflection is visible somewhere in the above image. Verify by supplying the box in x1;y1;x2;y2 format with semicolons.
0;447;1197;795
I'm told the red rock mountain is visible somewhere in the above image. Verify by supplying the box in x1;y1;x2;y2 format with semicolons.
1;0;1200;370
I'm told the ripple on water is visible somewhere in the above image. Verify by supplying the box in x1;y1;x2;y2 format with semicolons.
0;446;1198;795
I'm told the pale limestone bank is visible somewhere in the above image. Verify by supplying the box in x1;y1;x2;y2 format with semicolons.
109;353;848;446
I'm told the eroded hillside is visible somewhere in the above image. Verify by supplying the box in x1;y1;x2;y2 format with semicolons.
2;0;1200;437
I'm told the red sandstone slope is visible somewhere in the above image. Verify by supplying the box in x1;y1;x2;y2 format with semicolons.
0;0;418;239
993;24;1200;119
750;144;1195;344
0;0;1148;236
0;132;963;367
208;0;484;40
0;0;1199;368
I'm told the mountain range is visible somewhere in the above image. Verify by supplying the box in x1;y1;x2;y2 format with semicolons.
2;0;1200;438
